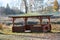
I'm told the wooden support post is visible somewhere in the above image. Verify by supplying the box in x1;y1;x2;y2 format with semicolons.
39;17;42;24
47;16;50;24
12;18;15;27
24;17;28;30
25;18;27;26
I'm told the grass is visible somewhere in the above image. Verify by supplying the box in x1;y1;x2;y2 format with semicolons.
0;38;10;40
0;24;12;34
51;24;60;32
2;29;12;34
0;23;60;35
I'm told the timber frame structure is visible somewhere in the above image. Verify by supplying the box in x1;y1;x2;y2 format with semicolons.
9;15;52;32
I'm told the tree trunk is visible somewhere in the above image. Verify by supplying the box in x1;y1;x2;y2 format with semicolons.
23;0;28;13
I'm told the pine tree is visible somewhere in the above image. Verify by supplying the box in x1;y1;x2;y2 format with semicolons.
6;4;10;9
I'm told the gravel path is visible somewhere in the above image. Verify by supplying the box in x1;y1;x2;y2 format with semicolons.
0;33;60;40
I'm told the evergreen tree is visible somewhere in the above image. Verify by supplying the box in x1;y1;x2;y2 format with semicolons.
6;4;10;9
5;4;16;15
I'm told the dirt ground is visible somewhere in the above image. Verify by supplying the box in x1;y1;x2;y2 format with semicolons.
0;33;60;40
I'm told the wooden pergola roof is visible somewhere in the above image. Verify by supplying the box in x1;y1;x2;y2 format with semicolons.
9;13;53;18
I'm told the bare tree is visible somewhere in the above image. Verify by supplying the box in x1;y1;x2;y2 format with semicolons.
23;0;28;13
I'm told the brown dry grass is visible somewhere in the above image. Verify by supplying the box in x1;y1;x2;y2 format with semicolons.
0;24;12;34
51;24;60;32
0;23;3;30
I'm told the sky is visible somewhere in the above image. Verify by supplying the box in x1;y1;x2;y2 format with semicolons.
0;0;60;8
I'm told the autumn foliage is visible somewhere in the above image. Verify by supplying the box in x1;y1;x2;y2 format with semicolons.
53;0;59;11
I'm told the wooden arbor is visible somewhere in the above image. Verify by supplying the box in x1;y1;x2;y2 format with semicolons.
9;15;52;32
